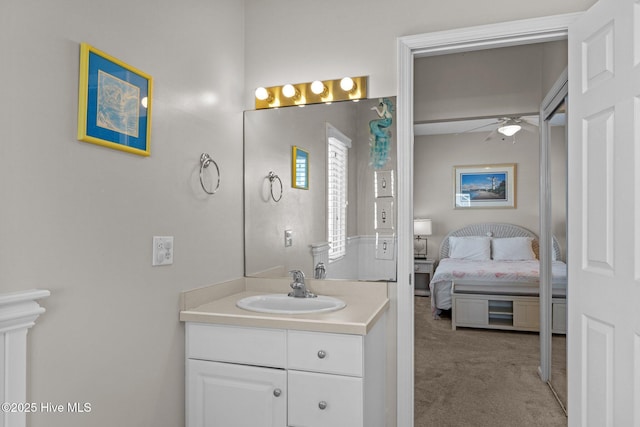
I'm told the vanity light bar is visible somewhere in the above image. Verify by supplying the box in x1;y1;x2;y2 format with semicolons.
254;76;368;110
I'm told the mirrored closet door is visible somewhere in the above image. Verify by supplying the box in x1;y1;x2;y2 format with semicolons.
540;69;568;413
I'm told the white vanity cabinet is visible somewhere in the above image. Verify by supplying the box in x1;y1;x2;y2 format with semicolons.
185;317;386;427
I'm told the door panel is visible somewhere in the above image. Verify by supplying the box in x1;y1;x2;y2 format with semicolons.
568;0;640;425
187;359;287;427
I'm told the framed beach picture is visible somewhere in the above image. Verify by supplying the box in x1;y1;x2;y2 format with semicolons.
77;43;153;156
454;163;516;209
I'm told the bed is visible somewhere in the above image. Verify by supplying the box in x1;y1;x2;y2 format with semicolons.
428;223;567;333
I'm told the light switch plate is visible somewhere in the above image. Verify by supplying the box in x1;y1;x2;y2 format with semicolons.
375;199;394;230
376;234;395;260
375;170;394;198
152;236;174;266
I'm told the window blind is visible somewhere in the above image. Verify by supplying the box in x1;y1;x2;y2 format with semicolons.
327;136;348;260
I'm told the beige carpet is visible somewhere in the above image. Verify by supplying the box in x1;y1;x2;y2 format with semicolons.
414;296;567;426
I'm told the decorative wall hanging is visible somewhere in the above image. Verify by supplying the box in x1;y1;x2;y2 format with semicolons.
454;163;516;209
369;97;394;169
77;43;153;156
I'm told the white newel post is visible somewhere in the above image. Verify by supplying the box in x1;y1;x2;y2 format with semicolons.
0;290;50;427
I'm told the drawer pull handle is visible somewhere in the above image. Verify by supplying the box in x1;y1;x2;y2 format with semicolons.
273;388;282;397
317;350;326;359
318;401;327;410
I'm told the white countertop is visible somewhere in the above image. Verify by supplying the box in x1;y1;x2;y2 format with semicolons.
179;277;389;335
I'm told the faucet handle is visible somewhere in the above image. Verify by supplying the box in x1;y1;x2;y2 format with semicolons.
288;269;305;282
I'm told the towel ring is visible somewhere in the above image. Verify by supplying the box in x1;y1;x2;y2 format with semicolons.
268;171;283;202
199;153;220;195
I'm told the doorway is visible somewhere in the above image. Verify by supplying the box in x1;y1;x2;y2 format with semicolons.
396;14;582;426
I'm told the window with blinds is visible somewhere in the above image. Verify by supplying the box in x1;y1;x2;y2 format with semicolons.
327;124;351;261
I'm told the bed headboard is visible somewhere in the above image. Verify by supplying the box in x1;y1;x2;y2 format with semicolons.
438;222;562;261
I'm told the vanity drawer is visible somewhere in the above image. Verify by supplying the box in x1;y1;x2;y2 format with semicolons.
287;330;363;377
186;323;286;368
288;370;363;427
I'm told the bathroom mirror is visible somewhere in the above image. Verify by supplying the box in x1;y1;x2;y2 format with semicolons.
244;97;397;281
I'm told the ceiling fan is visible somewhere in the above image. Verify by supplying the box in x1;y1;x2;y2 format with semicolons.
479;116;539;143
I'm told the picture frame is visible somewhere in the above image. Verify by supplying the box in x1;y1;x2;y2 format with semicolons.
77;43;153;156
292;146;309;189
454;163;516;208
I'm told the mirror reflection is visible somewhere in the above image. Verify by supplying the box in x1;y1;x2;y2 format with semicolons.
244;97;397;281
549;99;567;410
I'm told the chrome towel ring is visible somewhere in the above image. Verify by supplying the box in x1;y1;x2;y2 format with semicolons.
199;153;220;195
268;171;283;202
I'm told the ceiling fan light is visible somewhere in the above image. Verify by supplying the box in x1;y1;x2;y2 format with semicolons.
497;124;521;137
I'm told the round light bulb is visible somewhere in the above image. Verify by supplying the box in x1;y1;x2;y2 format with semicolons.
311;80;326;95
340;77;355;92
255;87;270;101
282;84;296;98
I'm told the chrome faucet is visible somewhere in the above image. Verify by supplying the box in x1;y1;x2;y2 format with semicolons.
314;262;326;279
288;270;316;298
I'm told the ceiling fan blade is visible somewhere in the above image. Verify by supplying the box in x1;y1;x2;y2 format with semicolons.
483;129;499;142
520;122;538;133
521;117;539;127
458;120;501;134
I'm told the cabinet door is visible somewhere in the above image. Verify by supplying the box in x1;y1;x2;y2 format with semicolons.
288;370;363;427
454;298;488;326
552;301;567;333
187;359;286;427
513;300;540;330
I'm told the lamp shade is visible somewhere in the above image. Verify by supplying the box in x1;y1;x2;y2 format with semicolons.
497;124;521;136
414;219;432;236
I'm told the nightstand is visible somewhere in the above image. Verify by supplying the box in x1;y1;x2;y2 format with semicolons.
414;258;436;296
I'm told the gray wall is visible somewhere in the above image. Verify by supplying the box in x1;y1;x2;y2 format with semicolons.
414;126;568;260
412;42;569;258
415;131;542;257
414;42;568;123
1;1;244;426
244;0;595;105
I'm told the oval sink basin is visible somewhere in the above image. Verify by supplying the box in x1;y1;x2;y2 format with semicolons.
236;294;346;314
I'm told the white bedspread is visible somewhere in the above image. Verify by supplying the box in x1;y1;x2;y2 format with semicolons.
429;258;567;316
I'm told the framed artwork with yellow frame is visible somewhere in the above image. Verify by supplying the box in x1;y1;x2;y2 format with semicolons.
77;43;153;156
292;146;309;189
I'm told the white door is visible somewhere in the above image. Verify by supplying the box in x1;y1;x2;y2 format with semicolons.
568;0;640;425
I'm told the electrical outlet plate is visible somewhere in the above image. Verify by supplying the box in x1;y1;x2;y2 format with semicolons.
152;236;174;266
284;229;293;247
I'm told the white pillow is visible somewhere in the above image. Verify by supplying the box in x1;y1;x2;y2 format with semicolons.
448;236;491;261
491;237;536;261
